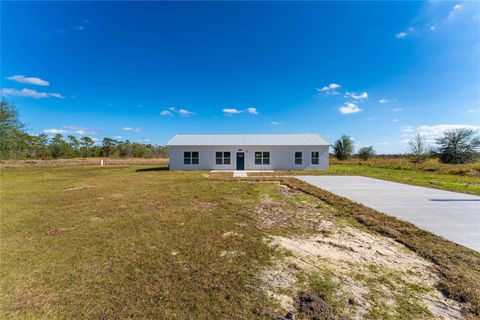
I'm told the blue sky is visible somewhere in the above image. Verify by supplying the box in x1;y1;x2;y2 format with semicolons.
1;1;479;153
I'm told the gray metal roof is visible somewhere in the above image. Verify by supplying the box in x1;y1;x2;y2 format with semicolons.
167;134;330;146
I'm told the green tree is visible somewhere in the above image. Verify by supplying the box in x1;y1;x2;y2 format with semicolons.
435;128;480;164
67;135;80;157
408;133;429;164
49;134;69;158
333;135;354;160
357;146;375;161
102;137;118;157
0;98;26;159
80;136;95;157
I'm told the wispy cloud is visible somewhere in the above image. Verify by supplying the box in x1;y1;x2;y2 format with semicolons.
345;91;368;100
122;127;142;132
396;27;414;39
161;107;196;117
467;108;480;113
160;110;173;116
401;124;480;143
0;88;64;99
43;128;67;134
447;3;462;20
43;125;97;135
74;25;85;31
339;102;362;114
393;108;403;112
378;98;388;104
271;121;285;126
317;83;341;95
6;75;50;86
376;142;390;145
392;118;399;122
222;108;242;115
222;107;259;116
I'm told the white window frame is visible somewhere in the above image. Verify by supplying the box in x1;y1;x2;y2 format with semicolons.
184;151;199;165
255;151;270;165
215;151;231;165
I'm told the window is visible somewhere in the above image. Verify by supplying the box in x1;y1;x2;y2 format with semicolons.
311;151;319;165
215;152;231;165
184;151;199;165
295;151;302;165
255;151;270;165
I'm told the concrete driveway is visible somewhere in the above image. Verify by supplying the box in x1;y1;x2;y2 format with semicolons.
296;176;480;251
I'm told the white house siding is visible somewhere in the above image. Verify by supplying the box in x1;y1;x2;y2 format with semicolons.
168;146;329;170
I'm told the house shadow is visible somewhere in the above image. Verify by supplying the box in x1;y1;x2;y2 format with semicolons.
135;166;169;172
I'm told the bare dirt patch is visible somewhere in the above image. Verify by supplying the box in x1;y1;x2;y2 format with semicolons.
258;184;465;319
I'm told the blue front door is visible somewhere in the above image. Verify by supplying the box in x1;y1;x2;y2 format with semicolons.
236;152;245;170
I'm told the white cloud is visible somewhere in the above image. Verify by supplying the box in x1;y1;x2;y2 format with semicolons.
122;127;142;132
447;4;462;20
417;124;479;138
430;23;439;31
74;25;85;31
467;109;480;113
166;107;195;117
346;91;368;100
6;75;49;86
271;121;285;126
222;108;243;115
43;128;67;134
114;136;122;139
393;108;403;112
0;88;64;99
160;110;173;116
246;107;258;115
396;31;408;38
178;108;195;116
378;98;388;104
392;118;399;122
401;124;480;143
339;102;362;114
376;142;390;145
317;83;341;95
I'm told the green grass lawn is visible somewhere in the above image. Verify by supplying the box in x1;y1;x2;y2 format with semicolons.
1;166;279;319
251;163;480;195
2;165;479;319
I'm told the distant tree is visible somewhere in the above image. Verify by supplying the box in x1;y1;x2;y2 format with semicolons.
49;134;69;158
0;98;26;159
67;135;80;157
333;135;354;160
358;146;375;161
435;128;480;164
80;136;95;157
408;133;429;164
102;137;118;157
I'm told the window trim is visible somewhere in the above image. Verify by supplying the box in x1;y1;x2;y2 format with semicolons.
184;151;199;165
294;151;303;165
311;151;320;165
215;151;231;165
255;151;270;165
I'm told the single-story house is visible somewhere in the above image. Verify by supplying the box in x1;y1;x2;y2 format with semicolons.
166;134;330;170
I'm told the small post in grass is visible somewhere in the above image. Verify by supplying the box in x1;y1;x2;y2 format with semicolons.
100;159;104;166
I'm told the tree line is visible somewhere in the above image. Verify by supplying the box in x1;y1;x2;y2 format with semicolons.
333;130;480;164
0;99;167;160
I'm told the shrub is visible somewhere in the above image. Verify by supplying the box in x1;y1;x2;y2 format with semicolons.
357;146;375;161
435;129;480;164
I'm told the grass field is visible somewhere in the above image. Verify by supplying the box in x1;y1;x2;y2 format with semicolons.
1;165;479;319
250;159;480;196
